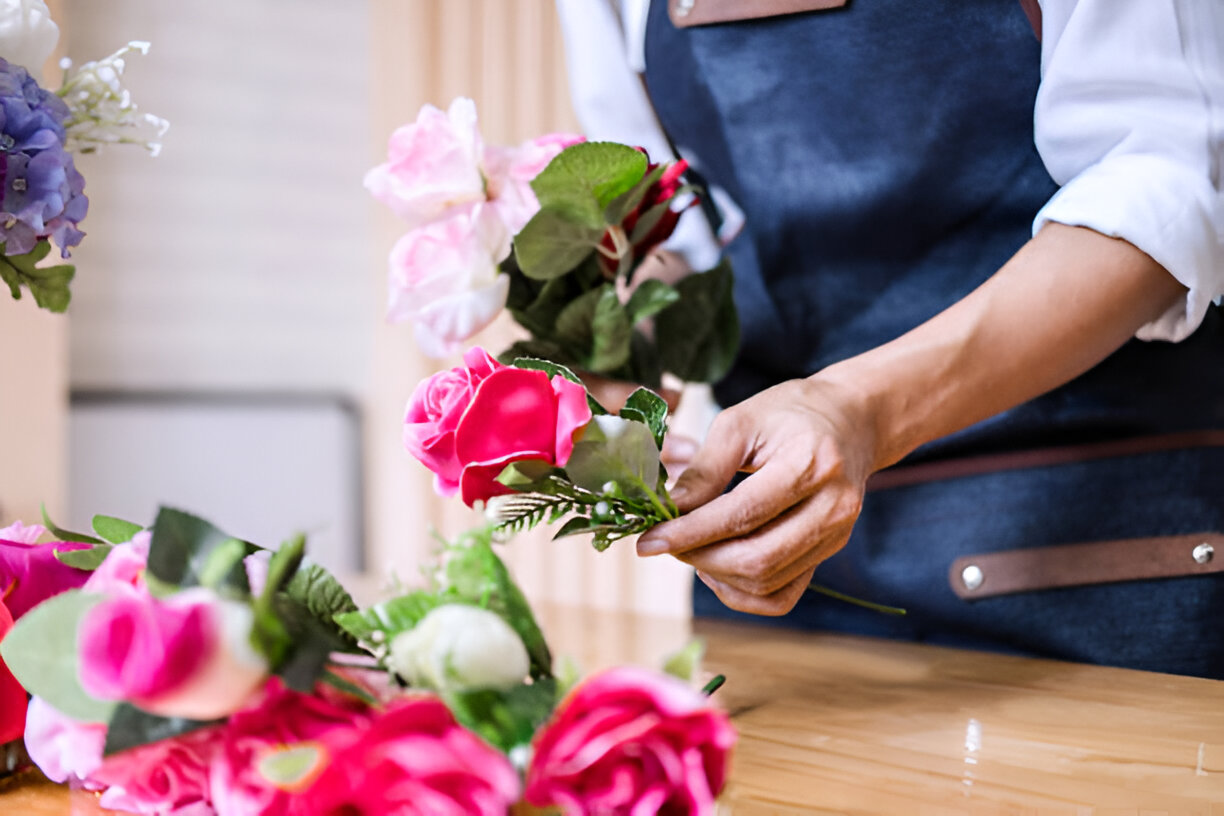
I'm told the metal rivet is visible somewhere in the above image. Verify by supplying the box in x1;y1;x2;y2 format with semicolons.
676;0;696;17
961;564;984;591
1193;542;1214;565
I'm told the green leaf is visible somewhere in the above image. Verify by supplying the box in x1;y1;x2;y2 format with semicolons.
285;562;359;624
604;162;668;226
624;279;680;325
0;591;116;723
272;595;357;691
530;142;648;226
656;258;739;383
553;517;616;540
565;415;662;501
513;209;604;281
198;537;250;590
334;591;439;645
257;744;327;788
0;240;75;313
91;515;144;545
619;388;670;449
147;507;255;593
103;705;217;756
662;638;705;682
444;678;560;754
496;459;562;493
555;285;632;373
40;503;102;544
54;543;114;571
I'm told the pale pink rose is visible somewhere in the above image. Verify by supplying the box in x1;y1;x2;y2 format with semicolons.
23;696;106;788
95;725;223;815
387;204;510;358
78;587;268;720
84;531;151;595
209;678;372;816
483;133;584;233
526;666;736;816
364;97;486;231
292;696;519;816
402;347;592;507
0;520;47;543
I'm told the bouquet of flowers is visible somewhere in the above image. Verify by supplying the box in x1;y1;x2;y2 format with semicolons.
367;98;737;390
0;0;166;314
0;510;735;814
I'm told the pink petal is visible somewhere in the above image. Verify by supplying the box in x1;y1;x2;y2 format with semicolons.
454;368;559;465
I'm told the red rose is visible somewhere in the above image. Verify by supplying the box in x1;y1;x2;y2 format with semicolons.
526;667;736;816
599;158;692;276
403;346;592;507
0;600;25;744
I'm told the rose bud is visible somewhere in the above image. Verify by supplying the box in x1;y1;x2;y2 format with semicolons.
387;603;530;693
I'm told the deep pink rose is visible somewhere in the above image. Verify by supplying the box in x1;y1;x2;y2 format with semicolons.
210;678;372;816
292;696;519;816
0;525;91;619
364;97;486;231
526;667;736;816
0;600;25;744
484;132;585;233
94;725;223;815
387;204;510;358
403;347;592;507
23;696;106;788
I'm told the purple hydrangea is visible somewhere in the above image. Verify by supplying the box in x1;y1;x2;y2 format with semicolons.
0;58;87;257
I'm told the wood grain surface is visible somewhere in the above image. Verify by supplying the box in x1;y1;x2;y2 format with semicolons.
3;607;1222;814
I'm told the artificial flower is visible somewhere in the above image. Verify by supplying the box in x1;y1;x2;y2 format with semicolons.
0;58;87;256
0;599;24;743
78;587;268;720
22;696;106;788
292;696;520;816
59;41;168;157
387;603;530;693
0;0;58;77
526;666;736;816
0;527;90;619
402;347;592;507
483;131;584;234
387;203;510;357
598;157;690;276
364;97;485;231
94;725;223;815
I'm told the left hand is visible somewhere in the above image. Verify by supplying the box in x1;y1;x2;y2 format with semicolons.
635;375;877;615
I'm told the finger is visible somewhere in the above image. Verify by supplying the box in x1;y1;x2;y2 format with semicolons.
661;433;699;472
696;567;815;616
664;412;754;513
639;442;837;557
676;492;858;595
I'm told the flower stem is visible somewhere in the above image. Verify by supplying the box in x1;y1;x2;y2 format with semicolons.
807;583;907;616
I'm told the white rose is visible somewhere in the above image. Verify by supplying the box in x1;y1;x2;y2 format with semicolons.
387;603;530;693
0;0;59;76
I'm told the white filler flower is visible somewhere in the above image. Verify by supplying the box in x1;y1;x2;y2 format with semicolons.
388;603;530;693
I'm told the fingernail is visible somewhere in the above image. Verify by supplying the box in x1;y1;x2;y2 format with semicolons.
637;536;667;556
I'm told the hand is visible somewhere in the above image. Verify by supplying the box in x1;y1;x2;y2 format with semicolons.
635;376;877;615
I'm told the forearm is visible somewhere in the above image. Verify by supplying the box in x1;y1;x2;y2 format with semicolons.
821;223;1188;472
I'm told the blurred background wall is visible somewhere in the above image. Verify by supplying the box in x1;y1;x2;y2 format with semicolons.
0;1;693;616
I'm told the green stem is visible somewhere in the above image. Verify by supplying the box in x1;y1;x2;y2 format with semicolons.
807;583;907;616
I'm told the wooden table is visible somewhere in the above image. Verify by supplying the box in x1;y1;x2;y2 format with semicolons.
3;609;1223;814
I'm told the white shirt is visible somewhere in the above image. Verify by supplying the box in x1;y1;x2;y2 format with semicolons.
556;0;1224;342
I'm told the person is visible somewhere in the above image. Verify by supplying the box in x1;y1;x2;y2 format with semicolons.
556;0;1224;678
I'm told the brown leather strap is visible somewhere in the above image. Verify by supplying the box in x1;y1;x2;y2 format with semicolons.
950;532;1224;600
1017;0;1043;40
867;430;1224;492
669;0;847;28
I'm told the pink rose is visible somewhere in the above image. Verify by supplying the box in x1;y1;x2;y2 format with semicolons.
94;725;223;815
0;600;26;744
403;347;592;507
526;667;736;816
210;678;371;816
78;587;268;720
84;531;151;595
293;696;519;816
0;520;48;544
364;97;486;231
387;204;511;358
0;531;91;619
484;133;585;233
23;696;106;788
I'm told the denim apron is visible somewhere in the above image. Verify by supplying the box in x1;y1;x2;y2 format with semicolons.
643;0;1224;677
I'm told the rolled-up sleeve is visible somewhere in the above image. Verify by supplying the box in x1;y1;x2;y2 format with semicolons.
1032;0;1224;342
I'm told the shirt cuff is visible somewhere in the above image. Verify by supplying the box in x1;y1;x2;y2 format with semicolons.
1032;153;1223;343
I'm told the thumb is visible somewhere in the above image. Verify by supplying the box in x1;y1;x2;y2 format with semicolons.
667;413;751;513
